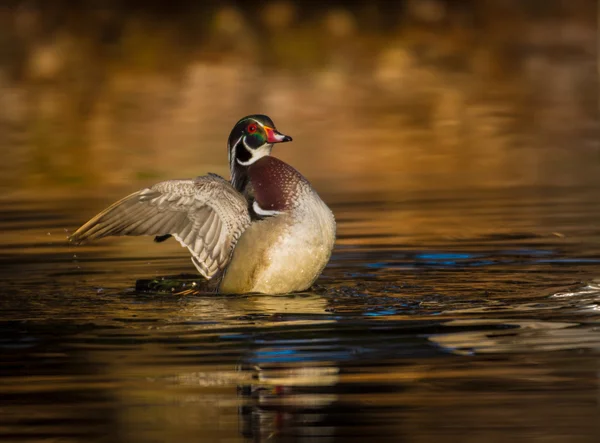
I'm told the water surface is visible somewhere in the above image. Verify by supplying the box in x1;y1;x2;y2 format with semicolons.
2;185;600;442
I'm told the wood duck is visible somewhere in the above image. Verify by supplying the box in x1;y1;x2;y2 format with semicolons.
70;115;336;295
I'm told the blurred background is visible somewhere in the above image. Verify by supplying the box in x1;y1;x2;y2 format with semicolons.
0;0;597;200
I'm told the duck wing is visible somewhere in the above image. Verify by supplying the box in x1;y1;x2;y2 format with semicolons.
69;174;251;279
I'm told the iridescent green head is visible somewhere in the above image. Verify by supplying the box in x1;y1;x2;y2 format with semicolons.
227;114;292;191
228;114;292;167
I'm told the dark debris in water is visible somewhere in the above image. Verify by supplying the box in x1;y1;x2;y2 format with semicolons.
134;274;213;295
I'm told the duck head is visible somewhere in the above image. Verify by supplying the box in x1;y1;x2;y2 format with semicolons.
228;114;292;190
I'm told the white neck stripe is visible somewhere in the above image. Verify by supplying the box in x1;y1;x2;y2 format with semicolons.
229;135;243;171
253;200;282;217
236;140;273;167
236;157;256;166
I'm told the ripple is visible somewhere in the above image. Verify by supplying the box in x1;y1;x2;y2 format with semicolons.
428;319;600;355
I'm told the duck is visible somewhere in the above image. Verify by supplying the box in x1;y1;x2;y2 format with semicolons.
70;115;336;295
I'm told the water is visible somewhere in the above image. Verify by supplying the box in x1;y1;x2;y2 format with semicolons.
2;185;600;442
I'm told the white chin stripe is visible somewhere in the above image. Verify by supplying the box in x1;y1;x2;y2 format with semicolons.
236;141;273;167
253;200;282;217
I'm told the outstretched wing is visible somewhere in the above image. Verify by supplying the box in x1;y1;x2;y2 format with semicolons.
70;174;251;279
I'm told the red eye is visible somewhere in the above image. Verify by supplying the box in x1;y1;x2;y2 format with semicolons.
247;124;257;134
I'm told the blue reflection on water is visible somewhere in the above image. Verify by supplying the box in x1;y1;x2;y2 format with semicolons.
416;253;475;260
249;348;352;364
366;249;569;270
364;309;397;317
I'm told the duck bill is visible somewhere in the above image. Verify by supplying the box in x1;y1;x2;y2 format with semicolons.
264;126;292;143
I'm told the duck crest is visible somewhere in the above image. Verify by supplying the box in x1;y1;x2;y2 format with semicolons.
248;156;308;212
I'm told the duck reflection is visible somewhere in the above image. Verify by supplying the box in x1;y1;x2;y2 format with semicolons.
173;290;333;319
237;364;340;441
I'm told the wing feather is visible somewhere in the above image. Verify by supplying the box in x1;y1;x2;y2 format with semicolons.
70;175;251;279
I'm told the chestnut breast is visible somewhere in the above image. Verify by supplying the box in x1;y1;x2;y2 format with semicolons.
247;156;309;211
